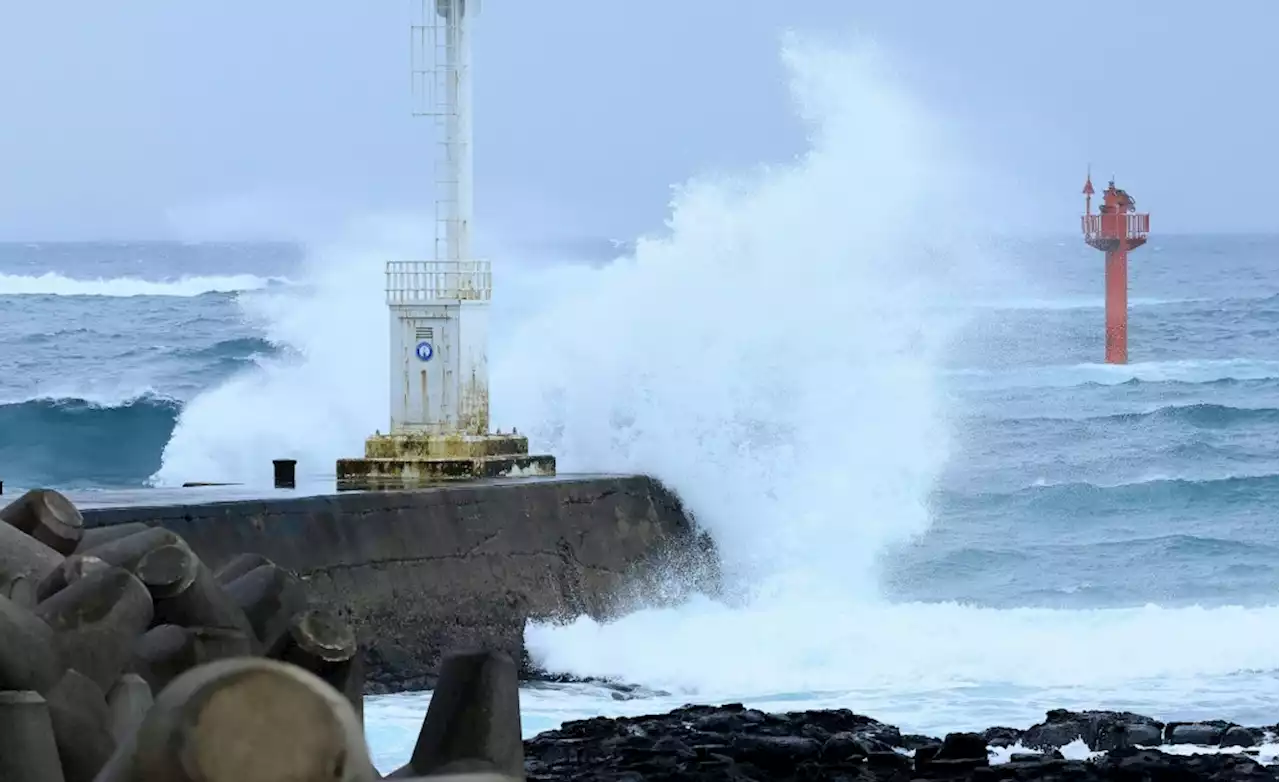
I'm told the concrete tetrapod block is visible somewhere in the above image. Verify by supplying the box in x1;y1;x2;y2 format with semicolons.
44;669;117;782
95;657;378;782
35;553;112;602
278;607;364;728
387;651;524;780
0;488;84;555
223;562;310;656
212;552;274;586
131;624;254;695
3;572;36;608
34;566;155;692
0;593;65;694
73;523;152;555
79;526;184;578
134;543;256;643
0;690;66;782
106;674;153;747
0;512;64;585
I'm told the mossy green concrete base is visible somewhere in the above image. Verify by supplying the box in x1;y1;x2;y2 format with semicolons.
337;432;556;486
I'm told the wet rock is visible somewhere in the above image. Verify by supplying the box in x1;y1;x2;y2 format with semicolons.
522;704;1279;782
1172;721;1228;747
1221;725;1264;747
1021;708;1165;751
981;725;1023;748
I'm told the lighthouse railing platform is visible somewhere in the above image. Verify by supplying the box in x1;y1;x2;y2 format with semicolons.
386;260;492;304
1082;213;1150;243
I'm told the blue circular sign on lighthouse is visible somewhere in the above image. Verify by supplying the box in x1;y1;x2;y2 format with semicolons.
415;341;434;362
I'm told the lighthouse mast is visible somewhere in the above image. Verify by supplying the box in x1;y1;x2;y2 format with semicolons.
337;0;555;484
1081;172;1150;365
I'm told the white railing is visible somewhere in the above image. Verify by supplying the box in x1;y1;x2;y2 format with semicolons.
1082;213;1150;240
386;260;491;304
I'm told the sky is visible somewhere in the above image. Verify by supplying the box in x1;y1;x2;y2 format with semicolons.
0;0;1276;242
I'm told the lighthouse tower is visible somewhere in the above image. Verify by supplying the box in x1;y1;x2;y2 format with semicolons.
337;0;555;484
1081;172;1150;364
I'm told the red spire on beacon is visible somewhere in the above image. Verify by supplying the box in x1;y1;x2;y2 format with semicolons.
1082;170;1095;196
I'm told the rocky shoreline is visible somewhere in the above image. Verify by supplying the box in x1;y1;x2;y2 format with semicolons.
524;703;1278;781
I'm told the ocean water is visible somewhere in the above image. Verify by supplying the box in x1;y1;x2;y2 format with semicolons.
2;39;1277;773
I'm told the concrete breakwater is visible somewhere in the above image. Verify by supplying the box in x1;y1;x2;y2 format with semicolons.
75;475;713;692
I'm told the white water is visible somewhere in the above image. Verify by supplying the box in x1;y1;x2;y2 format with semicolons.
148;33;1278;765
0;271;287;297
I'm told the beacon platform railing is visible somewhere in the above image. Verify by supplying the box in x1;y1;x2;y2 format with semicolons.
386;260;492;304
1081;213;1150;241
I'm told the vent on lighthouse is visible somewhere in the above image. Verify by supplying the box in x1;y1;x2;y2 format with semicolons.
415;326;434;340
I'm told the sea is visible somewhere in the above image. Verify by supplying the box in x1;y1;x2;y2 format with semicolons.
1;231;1276;771
1;43;1277;772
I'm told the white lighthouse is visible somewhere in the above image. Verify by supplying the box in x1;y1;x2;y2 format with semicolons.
338;0;555;484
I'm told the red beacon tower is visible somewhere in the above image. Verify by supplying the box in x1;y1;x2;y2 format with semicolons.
1082;172;1149;364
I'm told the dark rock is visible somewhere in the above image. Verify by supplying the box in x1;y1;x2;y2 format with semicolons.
1220;725;1264;747
937;732;989;760
521;704;1280;782
1021;708;1165;751
1172;721;1228;747
981;726;1023;748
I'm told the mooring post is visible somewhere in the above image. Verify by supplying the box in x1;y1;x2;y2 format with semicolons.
272;459;297;489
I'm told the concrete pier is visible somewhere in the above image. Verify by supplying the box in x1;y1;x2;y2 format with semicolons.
70;474;705;692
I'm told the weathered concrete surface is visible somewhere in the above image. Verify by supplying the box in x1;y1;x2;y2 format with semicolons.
78;475;708;693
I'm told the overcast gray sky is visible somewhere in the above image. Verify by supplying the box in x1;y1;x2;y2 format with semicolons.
1;1;1275;241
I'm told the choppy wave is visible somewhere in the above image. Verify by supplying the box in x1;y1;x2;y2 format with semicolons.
941;475;1278;517
951;359;1280;390
971;296;1207;311
0;394;181;487
986;402;1279;429
0;271;290;297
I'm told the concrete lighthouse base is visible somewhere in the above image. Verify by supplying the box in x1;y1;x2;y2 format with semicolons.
335;432;555;488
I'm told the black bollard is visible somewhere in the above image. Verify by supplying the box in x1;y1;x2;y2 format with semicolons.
0;690;66;782
94;657;376;782
273;458;297;489
387;650;524;779
35;566;155;693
